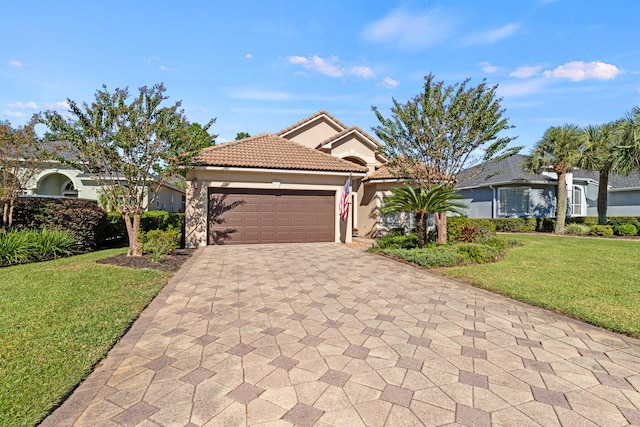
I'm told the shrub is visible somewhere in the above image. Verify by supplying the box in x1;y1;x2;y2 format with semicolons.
382;247;463;268
613;223;637;236
0;229;80;265
458;223;479;243
13;197;107;249
104;212;127;246
491;218;537;232
565;223;590;235
376;232;418;250
589;225;614;237
33;229;80;259
454;243;504;264
448;217;496;243
0;230;33;265
567;217;599;226
143;228;180;262
101;211;186;248
535;218;556;232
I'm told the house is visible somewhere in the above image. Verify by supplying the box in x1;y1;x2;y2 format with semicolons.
456;154;640;218
12;142;185;212
184;111;406;247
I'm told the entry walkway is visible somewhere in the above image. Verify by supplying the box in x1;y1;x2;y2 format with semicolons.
43;243;640;426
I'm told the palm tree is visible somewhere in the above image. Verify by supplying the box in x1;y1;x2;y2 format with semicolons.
523;124;584;234
578;122;619;225
380;184;466;247
615;106;640;174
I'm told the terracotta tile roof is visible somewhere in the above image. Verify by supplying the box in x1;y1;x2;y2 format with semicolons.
194;133;368;173
365;162;454;183
317;126;382;149
365;164;401;181
276;110;348;137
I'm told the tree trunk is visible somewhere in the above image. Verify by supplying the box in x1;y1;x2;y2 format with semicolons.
8;199;14;229
434;211;447;244
123;212;143;257
597;169;609;225
2;203;7;229
555;171;567;234
415;212;425;249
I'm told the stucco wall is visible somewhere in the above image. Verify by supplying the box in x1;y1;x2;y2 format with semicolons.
282;121;344;149
458;188;493;218
458;185;556;218
607;190;640;216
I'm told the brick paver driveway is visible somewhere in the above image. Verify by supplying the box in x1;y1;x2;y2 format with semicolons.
43;243;640;426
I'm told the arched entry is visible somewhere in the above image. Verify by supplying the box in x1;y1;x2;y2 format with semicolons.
37;173;79;197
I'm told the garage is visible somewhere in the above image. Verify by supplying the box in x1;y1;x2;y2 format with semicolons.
208;188;335;244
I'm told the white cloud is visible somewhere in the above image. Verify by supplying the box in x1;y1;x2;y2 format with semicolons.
289;56;308;65
361;8;456;50
379;77;399;89
542;61;621;81
159;65;169;71
497;78;548;97
288;55;374;79
479;61;500;74
351;66;375;79
40;101;70;111
10;60;22;67
246;53;253;59
7;101;38;109
3;111;25;118
509;65;542;78
463;23;520;45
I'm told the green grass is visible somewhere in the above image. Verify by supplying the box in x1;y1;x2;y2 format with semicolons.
439;234;640;338
0;249;169;427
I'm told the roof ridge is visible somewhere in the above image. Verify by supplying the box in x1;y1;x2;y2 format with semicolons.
316;126;382;149
276;110;348;137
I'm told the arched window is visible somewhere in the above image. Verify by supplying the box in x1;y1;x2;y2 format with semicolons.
62;180;78;198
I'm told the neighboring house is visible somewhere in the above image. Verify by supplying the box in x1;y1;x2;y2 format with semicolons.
456;154;640;218
8;141;185;212
185;110;408;247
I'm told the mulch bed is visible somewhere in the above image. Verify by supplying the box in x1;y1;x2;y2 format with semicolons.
96;248;196;272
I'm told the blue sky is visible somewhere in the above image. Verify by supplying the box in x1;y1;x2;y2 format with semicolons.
2;0;639;151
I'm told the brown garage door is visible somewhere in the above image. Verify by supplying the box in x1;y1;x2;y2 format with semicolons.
208;188;335;244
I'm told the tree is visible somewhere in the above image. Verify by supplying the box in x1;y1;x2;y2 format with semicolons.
578;122;619;224
235;132;251;140
523;124;584;234
380;184;466;248
373;73;519;243
615;106;640;174
0;120;42;229
39;83;215;256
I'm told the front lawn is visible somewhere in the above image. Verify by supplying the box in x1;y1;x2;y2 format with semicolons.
439;234;640;338
0;248;169;427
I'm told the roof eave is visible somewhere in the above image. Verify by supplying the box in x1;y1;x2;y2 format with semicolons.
190;165;367;177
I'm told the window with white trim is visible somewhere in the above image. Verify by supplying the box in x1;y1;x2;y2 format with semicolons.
497;187;530;217
572;186;584;216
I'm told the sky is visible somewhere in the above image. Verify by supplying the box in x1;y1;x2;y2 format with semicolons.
2;0;640;152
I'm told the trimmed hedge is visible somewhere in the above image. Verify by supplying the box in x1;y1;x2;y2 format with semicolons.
13;197;107;249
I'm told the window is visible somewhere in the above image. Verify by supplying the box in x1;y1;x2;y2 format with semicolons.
498;187;530;216
572;186;583;216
